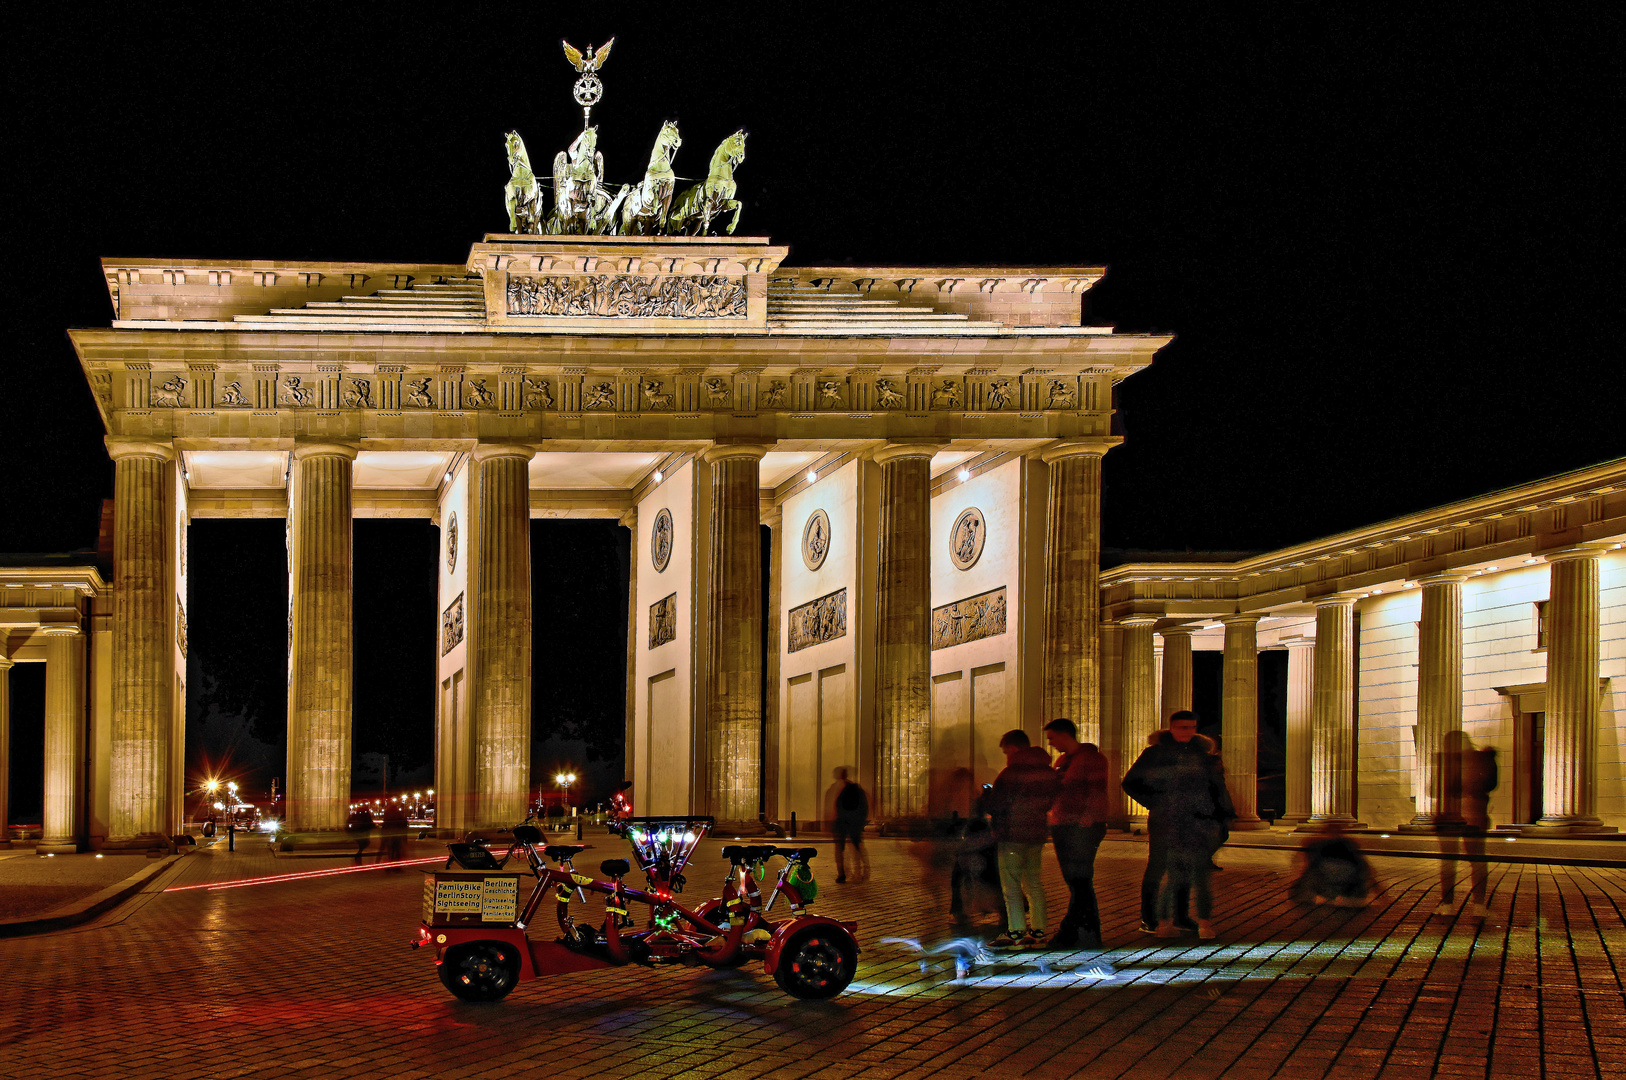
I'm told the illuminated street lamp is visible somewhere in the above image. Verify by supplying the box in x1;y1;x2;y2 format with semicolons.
554;772;578;818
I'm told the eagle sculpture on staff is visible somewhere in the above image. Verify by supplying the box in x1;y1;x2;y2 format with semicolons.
562;38;614;126
562;38;614;74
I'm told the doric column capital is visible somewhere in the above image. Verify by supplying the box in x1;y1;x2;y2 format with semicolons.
1313;594;1359;610
1159;625;1197;640
1278;635;1317;650
872;442;944;466
291;438;358;462
0;653;14;669
40;624;82;638
472;441;537;463
1545;543;1615;565
1220;613;1264;627
1115;615;1161;629
701;442;771;465
104;437;174;462
1040;436;1124;464
1418;572;1468;586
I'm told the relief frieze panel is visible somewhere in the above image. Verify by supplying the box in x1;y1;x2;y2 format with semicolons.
788;588;847;653
507;274;747;319
649;592;677;649
441;592;465;655
932;587;1007;651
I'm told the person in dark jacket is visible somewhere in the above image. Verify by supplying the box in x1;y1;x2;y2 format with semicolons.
829;767;870;883
1122;710;1235;940
985;730;1061;947
1043;718;1110;949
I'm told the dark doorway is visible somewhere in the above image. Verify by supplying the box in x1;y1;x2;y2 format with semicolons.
353;520;438;797
5;663;45;828
1513;711;1545;825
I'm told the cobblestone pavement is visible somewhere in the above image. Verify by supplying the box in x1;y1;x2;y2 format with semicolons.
2;832;1623;1079
0;850;146;920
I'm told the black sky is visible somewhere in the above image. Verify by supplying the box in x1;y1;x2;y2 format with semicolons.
2;9;1621;803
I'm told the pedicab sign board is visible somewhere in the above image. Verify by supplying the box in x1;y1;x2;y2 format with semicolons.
422;871;523;927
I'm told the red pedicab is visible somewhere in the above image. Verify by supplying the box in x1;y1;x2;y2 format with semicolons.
412;816;858;1002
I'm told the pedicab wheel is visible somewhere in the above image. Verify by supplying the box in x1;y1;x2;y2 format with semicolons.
438;942;520;1002
772;927;857;1000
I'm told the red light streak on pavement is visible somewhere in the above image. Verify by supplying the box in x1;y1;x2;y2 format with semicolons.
164;855;446;892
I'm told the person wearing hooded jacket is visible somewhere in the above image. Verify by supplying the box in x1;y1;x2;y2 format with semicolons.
1122;710;1236;940
985;729;1061;947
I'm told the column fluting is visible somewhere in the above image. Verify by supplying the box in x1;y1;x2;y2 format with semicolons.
287;441;356;832
874;443;938;821
1119;617;1159;819
1408;574;1465;830
0;654;11;848
1278;638;1316;825
1160;627;1194;724
107;438;174;844
40;628;85;853
1305;596;1361;827
1531;546;1609;833
471;443;536;829
1221;614;1268;830
1040;438;1120;742
703;444;766;825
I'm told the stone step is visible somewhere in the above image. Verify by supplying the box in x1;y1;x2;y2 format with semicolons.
235;312;486;324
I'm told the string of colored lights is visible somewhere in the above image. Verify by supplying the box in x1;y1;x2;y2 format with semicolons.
163;855;447;893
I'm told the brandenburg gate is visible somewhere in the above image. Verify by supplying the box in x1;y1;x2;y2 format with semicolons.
57;232;1165;847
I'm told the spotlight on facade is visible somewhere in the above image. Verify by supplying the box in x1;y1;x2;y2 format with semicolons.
654;470;663;482
806;470;817;483
958;469;971;482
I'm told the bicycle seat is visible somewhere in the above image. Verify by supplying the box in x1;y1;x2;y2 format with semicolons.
446;843;503;870
545;844;589;861
600;859;631;878
774;846;817;861
721;845;767;861
512;825;543;844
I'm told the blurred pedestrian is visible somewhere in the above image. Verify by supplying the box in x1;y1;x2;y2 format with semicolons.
1123;710;1235;940
378;800;408;869
1436;731;1497;917
985;730;1060;948
346;807;374;861
1043;718;1109;949
829;767;870;883
950;785;1005;930
1292;821;1375;907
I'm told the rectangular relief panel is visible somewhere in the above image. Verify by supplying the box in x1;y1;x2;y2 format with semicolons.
930;671;968;817
932;587;1008;651
971;662;1008;792
649;592;677;649
441;592;465;655
788;588;847;653
786;673;818;821
646;670;682;816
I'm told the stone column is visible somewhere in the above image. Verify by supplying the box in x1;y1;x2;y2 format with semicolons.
763;505;783;824
107;438;174;845
1221;614;1268;830
1119;617;1159;821
620;506;638;796
704;444;767;826
1160;627;1194;723
0;653;13;848
39;627;86;854
1277;637;1316;826
286;440;356;832
1528;546;1613;834
471;443;536;829
1099;621;1125;823
1301;596;1362;829
874;443;939;822
1404;574;1465;832
1040;438;1121;742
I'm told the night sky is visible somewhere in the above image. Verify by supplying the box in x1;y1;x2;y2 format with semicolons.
2;11;1620;813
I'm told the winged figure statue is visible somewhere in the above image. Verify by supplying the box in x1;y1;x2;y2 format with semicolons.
562;39;614;73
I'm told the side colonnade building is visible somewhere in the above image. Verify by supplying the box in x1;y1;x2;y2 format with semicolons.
5;234;1166;848
1102;458;1626;836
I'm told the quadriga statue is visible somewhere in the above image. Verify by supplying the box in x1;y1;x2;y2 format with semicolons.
549;126;626;235
503;131;547;234
618;120;682;235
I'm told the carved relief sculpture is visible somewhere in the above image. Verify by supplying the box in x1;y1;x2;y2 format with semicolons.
446;512;458;572
150;375;187;408
508;274;746;318
465;379;496;409
218;380;250;407
583;382;617;410
986;379;1015;410
876;379;906;409
441;592;465;655
760;381;787;409
650;508;673;572
819;381;845;409
802;509;831;571
703;378;732;407
340;378;373;409
931;380;963;409
176;598;188;658
788;588;848;653
524;377;554;409
949;506;987;570
1047;378;1077;409
649;592;677;649
279;376;314;407
406;377;434;408
932;587;1008;651
641;380;673;410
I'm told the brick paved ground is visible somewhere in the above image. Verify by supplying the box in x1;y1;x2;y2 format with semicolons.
0;850;146;919
1;831;1623;1079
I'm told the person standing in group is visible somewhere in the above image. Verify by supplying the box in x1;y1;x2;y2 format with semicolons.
829;767;870;883
1043;718;1110;949
1122;710;1235;940
985;730;1061;948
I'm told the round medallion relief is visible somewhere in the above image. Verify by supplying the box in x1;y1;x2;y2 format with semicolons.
949;507;986;571
651;508;674;573
801;509;831;571
446;512;458;572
